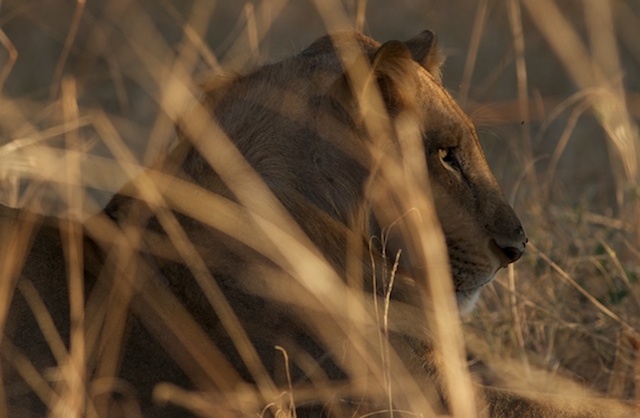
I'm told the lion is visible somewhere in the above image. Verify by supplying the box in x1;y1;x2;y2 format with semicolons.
2;30;637;417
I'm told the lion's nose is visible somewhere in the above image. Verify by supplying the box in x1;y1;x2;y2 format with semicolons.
500;245;524;263
493;226;527;265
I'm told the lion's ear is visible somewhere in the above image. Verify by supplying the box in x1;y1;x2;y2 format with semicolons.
369;40;416;113
371;40;415;80
331;39;417;117
405;30;444;83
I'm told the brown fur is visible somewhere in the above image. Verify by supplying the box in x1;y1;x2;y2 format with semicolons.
2;30;637;417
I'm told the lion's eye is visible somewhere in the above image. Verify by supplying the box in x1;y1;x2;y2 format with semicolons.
438;147;460;173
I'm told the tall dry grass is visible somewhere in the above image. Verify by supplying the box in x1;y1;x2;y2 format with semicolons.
0;0;638;417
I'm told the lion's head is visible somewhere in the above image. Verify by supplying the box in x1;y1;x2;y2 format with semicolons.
362;31;528;310
176;30;526;313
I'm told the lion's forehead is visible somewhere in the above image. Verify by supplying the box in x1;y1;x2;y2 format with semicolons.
410;73;474;130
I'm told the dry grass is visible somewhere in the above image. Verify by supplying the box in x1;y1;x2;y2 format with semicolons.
0;0;638;417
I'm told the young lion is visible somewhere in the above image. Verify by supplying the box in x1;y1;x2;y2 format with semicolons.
2;30;637;417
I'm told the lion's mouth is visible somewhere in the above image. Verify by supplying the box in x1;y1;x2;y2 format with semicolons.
486;239;512;269
454;272;496;293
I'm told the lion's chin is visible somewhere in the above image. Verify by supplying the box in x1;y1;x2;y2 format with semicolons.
456;289;482;315
455;272;496;314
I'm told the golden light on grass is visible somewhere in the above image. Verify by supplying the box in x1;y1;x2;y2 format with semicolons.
0;1;638;417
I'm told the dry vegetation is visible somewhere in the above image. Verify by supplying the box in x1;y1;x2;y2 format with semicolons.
0;0;639;417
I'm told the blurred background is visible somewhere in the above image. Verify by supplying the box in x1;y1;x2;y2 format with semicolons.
1;0;639;404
